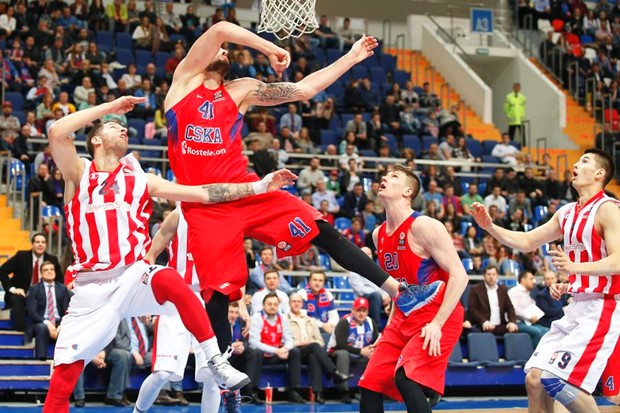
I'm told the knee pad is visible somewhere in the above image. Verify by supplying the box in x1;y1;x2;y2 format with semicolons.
540;370;579;406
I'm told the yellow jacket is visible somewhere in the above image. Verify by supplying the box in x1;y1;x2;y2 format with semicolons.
503;91;526;125
106;3;128;21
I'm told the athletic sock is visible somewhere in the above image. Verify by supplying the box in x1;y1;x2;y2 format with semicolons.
205;291;232;353
312;220;390;288
134;370;174;412
43;360;84;413
151;268;214;342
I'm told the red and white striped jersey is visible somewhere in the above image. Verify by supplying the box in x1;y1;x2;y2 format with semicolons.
167;207;199;287
65;155;152;276
558;190;620;294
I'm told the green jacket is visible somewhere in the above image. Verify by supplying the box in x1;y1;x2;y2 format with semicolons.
503;92;526;125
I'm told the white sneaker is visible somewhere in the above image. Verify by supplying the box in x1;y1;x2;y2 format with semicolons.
208;347;250;391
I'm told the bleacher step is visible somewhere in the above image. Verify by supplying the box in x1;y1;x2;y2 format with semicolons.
0;345;35;359
0;330;26;346
0;375;51;390
0;360;53;376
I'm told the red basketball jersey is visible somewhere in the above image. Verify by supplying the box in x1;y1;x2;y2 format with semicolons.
65;155;152;275
558;190;620;294
377;211;450;318
166;83;258;186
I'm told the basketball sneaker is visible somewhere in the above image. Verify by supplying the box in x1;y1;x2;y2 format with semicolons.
208;348;250;391
222;390;241;413
395;280;445;316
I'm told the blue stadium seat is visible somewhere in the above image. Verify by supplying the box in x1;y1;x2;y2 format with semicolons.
369;67;387;85
362;53;379;69
380;53;396;73
318;253;331;271
310;48;325;66
12;110;25;125
461;257;473;272
320;129;338;146
4;92;24;111
533;205;548;226
155;51;170;68
332;275;350;289
115;48;134;66
477;182;487;196
166;169;175;182
460;221;473;236
334;217;352;232
128;118;146;141
96;31;114;52
326;48;342;65
392;70;410;87
421;135;438;151
468;333;518;367
135;50;154;68
359;149;377;158
340;113;354;126
42;205;62;218
384;133;398;155
328;114;340;130
402;134;421;153
580;35;594;44
500;259;521;277
170;34;186;45
326;80;344;98
460;182;470;194
460;284;472;308
282;185;298;196
75;133;86;142
480;155;500;174
115;32;133;50
448;343;480;368
465;139;483;158
482;140;498;155
351;66;368;80
504;333;534;365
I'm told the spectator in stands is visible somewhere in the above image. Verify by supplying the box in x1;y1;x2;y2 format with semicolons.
541;169;562;204
341;182;367;218
35;93;54;129
487;167;507;196
51;91;76;117
339;143;363;171
507;271;549;347
379;93;402;135
560;169;578;203
463;225;484;256
508;189;533;222
133;15;157;51
313;14;339;49
73;76;95;107
357;78;380;112
328;297;379;403
467;265;518;336
492;133;520;165
180;5;200;43
503;83;526;145
227;301;262;404
87;0;107;31
127;315;153;376
0;101;20;146
460;183;483;220
11;124;35;166
399;103;421;135
0;5;16;39
250;292;306;403
134;78;157;118
98;320;134;406
438;134;455;160
280;103;303;137
26;260;70;360
419;81;440;109
26;75;53;109
298;271;339;334
520;167;544;205
106;0;128;32
297;156;325;192
503;167;520;199
423;178;444;209
121;64;142;92
160;1;182;36
346;113;369;148
0;234;62;333
342;217;367;248
297;127;318;154
24;111;44;140
49;168;64;209
251;269;290;315
249;246;293;294
312;178;340;214
484;185;507;217
14;2;30;39
366;180;385;217
325;168;341;193
468;254;485;275
335;17;357;51
164;47;184;82
348;246;390;328
535;271;568;328
139;0;157;25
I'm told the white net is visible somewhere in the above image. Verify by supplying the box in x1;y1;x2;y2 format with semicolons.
257;0;319;40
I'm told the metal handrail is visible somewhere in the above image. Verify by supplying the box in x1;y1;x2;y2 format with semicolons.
45;213;63;258
29;192;41;232
0;150;10;198
568;61;579;98
382;19;392;48
536;137;547;163
585;77;596;112
556;153;568;175
520;119;531;150
424;65;436;92
440;82;451;108
460;99;467;136
395;34;405;52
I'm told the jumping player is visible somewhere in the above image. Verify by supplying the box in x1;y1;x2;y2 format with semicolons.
358;165;468;413
470;148;620;413
165;21;440;355
42;95;296;412
133;207;223;413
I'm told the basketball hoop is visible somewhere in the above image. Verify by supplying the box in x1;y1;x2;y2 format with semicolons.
257;0;319;40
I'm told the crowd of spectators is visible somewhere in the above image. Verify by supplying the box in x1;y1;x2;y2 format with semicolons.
0;0;587;406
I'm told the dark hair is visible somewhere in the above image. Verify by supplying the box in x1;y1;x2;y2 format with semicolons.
86;121;108;157
518;271;532;284
262;291;280;304
308;270;326;282
260;246;272;254
31;232;46;243
585;148;615;187
229;301;239;309
263;268;279;279
40;260;56;272
484;265;499;275
391;164;421;200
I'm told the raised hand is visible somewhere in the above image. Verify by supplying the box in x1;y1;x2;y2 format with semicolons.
348;35;379;64
549;246;575;275
110;96;147;115
268;46;291;77
468;202;493;230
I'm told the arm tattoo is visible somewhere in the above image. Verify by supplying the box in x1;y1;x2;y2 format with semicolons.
203;183;254;203
252;82;302;103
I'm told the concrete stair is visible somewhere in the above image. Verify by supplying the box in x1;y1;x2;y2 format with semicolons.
0;194;31;259
387;49;502;141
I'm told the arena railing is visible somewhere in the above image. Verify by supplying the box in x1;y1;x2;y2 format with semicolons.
0;150;10;201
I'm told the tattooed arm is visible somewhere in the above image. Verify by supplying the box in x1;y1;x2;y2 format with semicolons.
146;169;297;204
231;35;379;111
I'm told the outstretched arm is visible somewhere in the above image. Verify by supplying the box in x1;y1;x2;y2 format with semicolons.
48;96;146;185
469;202;562;253
144;209;180;264
232;35;379;110
147;169;297;204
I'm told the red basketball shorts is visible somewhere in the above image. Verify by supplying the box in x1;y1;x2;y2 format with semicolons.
358;299;464;400
182;190;323;297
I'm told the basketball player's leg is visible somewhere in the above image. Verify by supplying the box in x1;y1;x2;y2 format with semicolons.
204;290;232;353
526;368;556;413
602;336;620;405
44;360;85;413
193;338;223;413
394;367;432;413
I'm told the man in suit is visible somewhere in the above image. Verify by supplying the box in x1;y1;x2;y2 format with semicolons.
467;265;519;336
0;233;62;331
228;301;262;404
26;261;70;360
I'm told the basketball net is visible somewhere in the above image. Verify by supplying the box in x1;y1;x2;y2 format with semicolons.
257;0;319;40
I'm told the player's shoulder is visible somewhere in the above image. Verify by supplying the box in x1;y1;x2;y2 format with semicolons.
597;198;620;219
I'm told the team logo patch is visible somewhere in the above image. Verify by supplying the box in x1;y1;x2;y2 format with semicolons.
72;344;79;350
277;241;292;251
219;282;231;290
214;91;224;102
